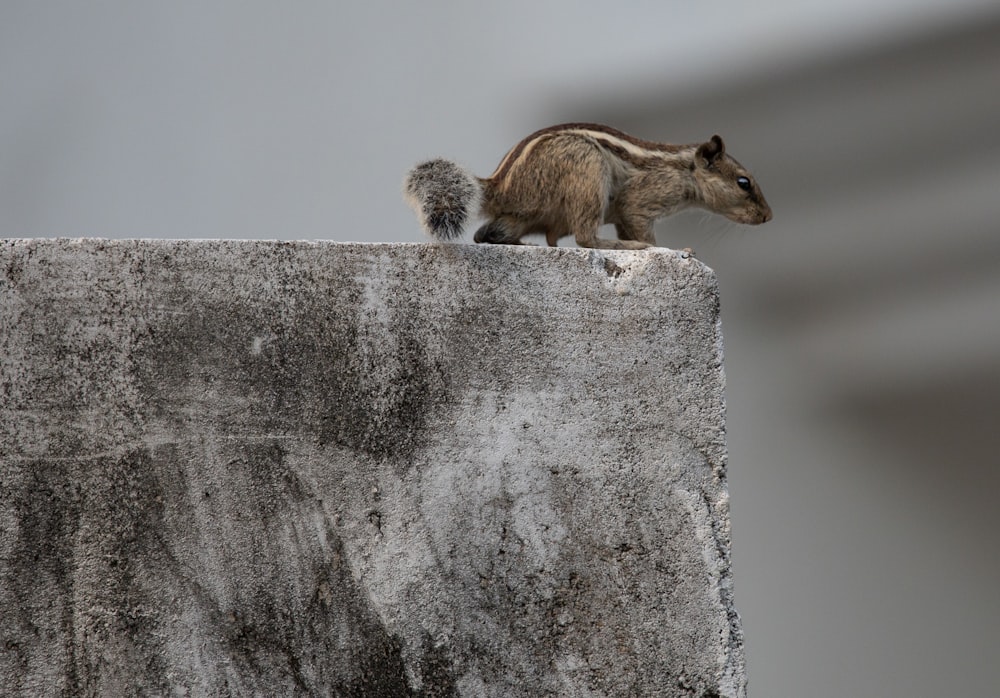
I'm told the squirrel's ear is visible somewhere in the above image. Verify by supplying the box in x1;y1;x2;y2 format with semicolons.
697;135;725;166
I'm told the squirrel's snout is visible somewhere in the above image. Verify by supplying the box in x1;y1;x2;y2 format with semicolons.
753;200;773;224
728;207;772;225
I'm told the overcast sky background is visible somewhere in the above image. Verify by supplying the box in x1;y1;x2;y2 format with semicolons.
0;0;994;240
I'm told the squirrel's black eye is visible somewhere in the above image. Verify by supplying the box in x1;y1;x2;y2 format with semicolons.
736;176;752;191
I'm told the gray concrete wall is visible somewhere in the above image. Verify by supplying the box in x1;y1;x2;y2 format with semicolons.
0;239;743;697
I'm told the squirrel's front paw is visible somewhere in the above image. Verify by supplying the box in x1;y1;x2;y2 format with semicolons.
621;240;651;250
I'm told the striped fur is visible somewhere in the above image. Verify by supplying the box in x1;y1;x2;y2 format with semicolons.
489;123;683;182
404;123;771;249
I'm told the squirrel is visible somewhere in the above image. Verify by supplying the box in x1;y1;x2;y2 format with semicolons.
403;122;772;250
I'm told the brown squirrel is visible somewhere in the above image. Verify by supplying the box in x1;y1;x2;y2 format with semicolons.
403;123;772;250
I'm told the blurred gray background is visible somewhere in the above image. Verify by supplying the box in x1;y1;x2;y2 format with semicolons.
3;1;999;695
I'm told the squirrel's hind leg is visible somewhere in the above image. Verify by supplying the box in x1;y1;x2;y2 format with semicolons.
473;218;525;245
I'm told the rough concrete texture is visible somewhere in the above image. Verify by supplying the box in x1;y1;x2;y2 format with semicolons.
0;239;743;697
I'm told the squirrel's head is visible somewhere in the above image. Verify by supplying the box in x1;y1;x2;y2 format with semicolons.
693;135;772;225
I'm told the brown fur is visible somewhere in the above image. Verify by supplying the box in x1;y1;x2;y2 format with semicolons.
405;123;772;249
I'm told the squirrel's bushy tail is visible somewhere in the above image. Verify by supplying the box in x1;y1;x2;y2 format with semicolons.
403;159;482;240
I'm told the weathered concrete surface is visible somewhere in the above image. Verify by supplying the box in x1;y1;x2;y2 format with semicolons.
0;239;743;697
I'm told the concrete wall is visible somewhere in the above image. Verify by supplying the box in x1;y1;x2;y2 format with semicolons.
0;239;742;697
